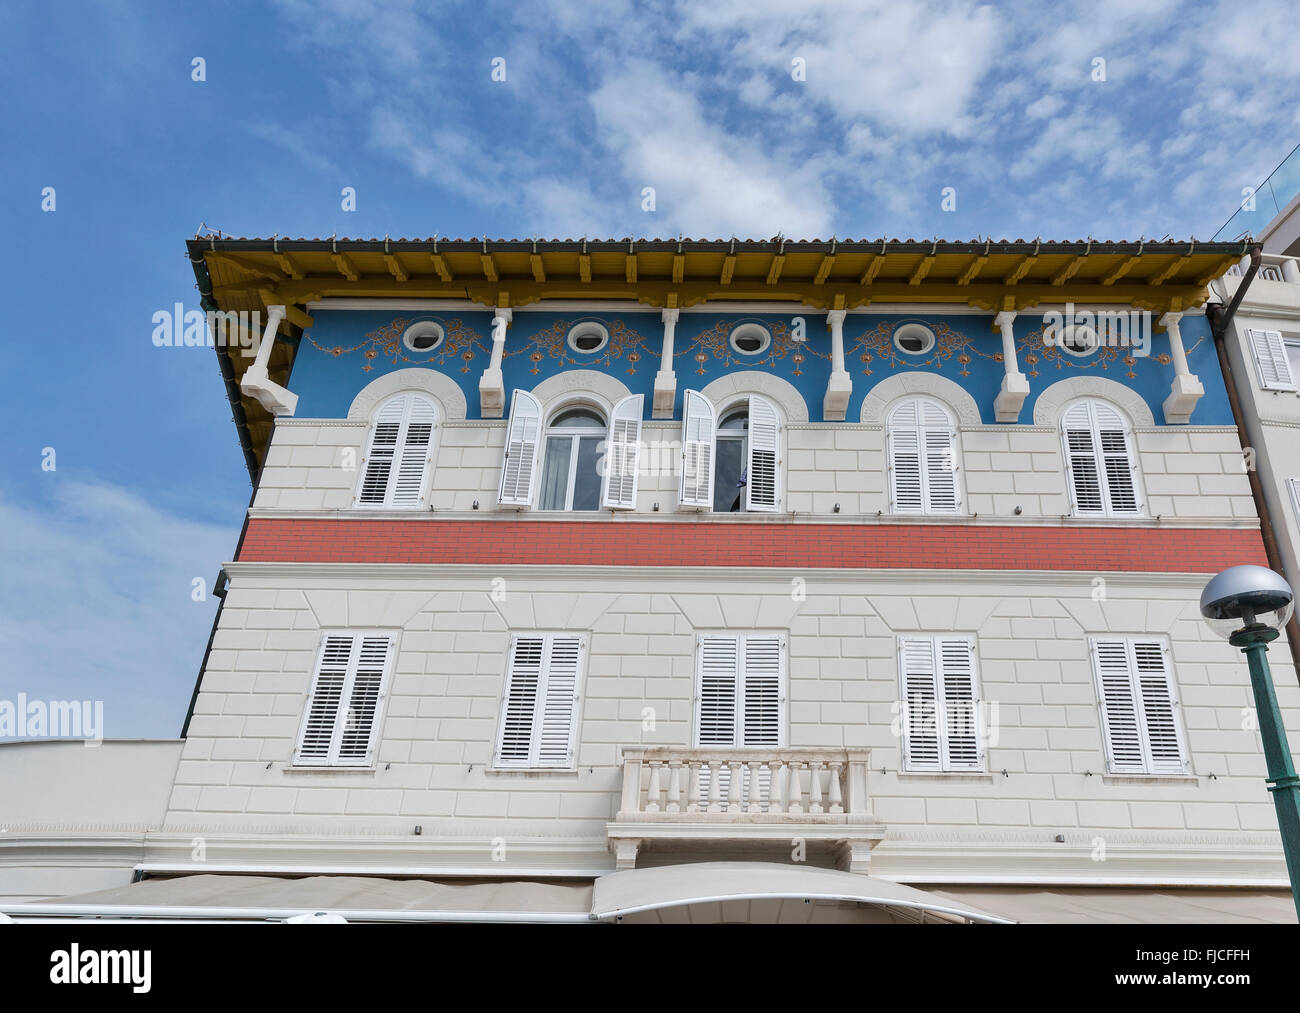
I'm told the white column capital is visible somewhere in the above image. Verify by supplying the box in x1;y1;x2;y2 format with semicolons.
661;306;680;326
826;308;847;329
994;309;1017;331
492;307;513;325
1158;310;1183;330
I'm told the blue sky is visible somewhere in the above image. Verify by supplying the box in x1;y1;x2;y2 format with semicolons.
1;0;1298;738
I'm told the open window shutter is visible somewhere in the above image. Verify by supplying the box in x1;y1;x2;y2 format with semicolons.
357;399;405;505
741;635;784;747
937;637;981;770
696;635;739;746
336;636;390;763
921;400;960;514
679;390;716;509
1132;640;1186;774
390;397;437;506
888;400;924;513
496;636;544;766
1091;639;1145;773
536;635;583;767
1062;401;1104;515
1094;402;1140;515
498;389;543;507
296;636;352;763
602;394;643;510
746;394;780;511
899;636;940;771
1248;328;1295;391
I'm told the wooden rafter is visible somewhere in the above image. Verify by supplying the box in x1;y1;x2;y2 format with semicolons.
625;252;637;283
1149;255;1190;286
908;255;935;286
530;253;546;283
481;253;499;282
766;253;785;285
274;253;303;280
814;254;836;285
858;255;884;285
957;255;987;286
384;254;408;283
331;252;360;281
720;254;736;284
1003;255;1037;286
214;252;285;283
1050;255;1084;286
672;253;685;284
429;253;453;282
579;253;591;283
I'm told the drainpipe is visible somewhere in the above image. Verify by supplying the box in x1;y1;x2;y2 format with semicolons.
1209;246;1300;681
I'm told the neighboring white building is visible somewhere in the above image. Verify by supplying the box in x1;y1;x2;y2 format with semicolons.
3;236;1297;924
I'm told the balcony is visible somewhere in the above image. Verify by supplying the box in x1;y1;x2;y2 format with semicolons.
608;747;884;873
1225;252;1300;284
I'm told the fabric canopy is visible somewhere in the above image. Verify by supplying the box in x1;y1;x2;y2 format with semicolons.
929;885;1296;924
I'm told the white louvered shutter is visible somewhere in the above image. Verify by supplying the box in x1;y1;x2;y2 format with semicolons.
357;395;438;507
497;636;544;765
1094;401;1140;514
888;401;924;513
921;400;960;513
536;635;583;766
746;394;780;511
495;634;585;768
937;637;981;770
1132;639;1187;774
741;635;784;747
602;393;643;510
295;634;393;766
696;635;739;747
498;389;543;507
890;399;959;514
680;390;717;509
1289;479;1300;527
1091;639;1145;773
899;636;941;770
337;636;390;762
1248;328;1296;391
390;397;437;506
1063;400;1140;516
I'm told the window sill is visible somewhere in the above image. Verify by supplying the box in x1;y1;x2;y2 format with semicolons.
484;766;580;777
895;771;994;781
1101;773;1198;785
283;765;379;774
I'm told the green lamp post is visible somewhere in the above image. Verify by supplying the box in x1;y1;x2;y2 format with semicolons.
1201;565;1300;920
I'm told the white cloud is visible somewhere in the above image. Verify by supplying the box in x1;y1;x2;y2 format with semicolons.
0;481;234;738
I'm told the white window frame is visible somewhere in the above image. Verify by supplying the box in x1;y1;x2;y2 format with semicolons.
897;634;984;772
354;393;439;508
1089;636;1189;776
293;630;397;768
711;395;781;514
1060;398;1143;518
493;633;587;770
537;404;607;512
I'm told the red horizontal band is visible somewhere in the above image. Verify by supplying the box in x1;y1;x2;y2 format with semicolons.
236;518;1266;573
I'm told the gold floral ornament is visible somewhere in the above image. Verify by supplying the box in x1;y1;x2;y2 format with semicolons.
1016;324;1194;380
304;317;489;373
680;319;828;376
502;318;657;375
845;320;996;377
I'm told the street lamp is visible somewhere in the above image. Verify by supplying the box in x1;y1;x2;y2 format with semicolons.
1200;565;1300;919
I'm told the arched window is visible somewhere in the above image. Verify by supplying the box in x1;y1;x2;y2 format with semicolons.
678;391;780;512
538;405;607;511
1060;398;1142;516
356;393;438;507
887;397;960;515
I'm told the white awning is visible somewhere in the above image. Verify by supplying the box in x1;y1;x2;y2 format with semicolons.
8;874;594;923
928;886;1296;924
589;863;1014;923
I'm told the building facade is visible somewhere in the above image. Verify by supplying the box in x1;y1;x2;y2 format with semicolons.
5;236;1298;923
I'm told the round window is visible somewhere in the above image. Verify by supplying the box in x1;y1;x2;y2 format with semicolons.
402;321;445;354
729;323;771;356
567;322;609;354
893;323;936;355
1058;324;1098;357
